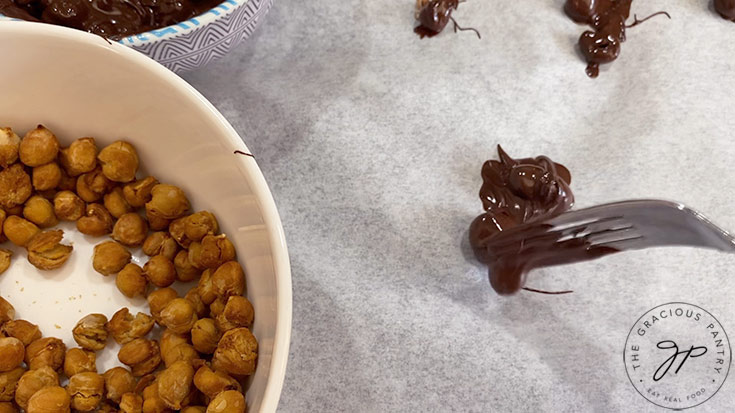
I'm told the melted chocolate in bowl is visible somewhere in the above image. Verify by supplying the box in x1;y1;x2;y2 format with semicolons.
0;0;222;39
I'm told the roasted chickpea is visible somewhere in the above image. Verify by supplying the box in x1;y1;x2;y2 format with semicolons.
215;296;254;332
3;216;39;247
59;137;97;177
15;367;59;409
26;230;73;271
103;187;132;219
118;339;161;377
184;212;218;242
103;367;136;404
98;141;139;183
92;241;131;276
123;177;158;208
190;319;220;355
205;390;245;413
0;367;25;402
211;262;245;300
212;328;257;376
56;170;76;192
0;250;10;276
0;299;13;325
192;365;240;400
184;288;207;318
0;164;32;210
24;338;65;371
197;270;216;305
188;235;235;270
174;251;199;282
119;393;143;413
146;213;171;232
107;308;154;345
160;299;197;335
147;288;178;324
0;320;41;346
112;213;148;247
32;163;62;191
146;185;189;221
0;338;24;372
53;191;84;221
209;297;226;318
142;232;177;261
63;348;96;377
159;330;189;357
76;168;113;203
143;256;176;288
72;314;108;351
182;407;205;413
96;401;118;413
157;361;194;410
161;342;198;369
27;386;69;413
76;204;113;237
142;382;170;413
0;401;16;413
23;196;58;228
168;217;191;249
67;372;104;411
19;126;59;167
116;264;148;298
0;128;20;168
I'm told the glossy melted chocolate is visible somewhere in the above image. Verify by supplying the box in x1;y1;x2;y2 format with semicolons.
0;0;222;39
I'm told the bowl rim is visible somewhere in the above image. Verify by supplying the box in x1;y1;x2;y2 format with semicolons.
0;21;292;413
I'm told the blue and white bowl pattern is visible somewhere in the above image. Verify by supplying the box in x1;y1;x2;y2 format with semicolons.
0;0;273;73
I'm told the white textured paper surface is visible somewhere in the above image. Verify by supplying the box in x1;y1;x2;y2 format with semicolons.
184;0;735;411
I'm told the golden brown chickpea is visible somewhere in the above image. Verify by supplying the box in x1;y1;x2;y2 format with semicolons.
0;402;16;413
23;196;58;228
197;270;216;305
0;128;20;168
119;393;143;413
53;191;84;221
211;262;245;300
24;338;65;371
0;367;26;402
95;401;118;413
160;299;197;335
76;168;113;203
26;230;73;271
3;216;39;247
147;289;178;325
15;367;59;409
159;330;189;357
188;235;235;270
72;314;109;351
59;138;97;177
161;343;198;369
92;241;131;276
215;296;254;332
118;339;161;377
205;390;244;413
146;212;170;232
102;367;136;404
184;288;207;319
181;407;205;413
167;217;191;249
192;365;240;400
146;185;189;221
157;361;194;410
0;338;24;372
184;212;218;243
0;164;32;210
98;141;139;183
32;163;62;191
0;209;5;234
143;256;176;288
19;126;59;168
3;206;22;217
122;177;158;208
190;319;220;355
63;348;96;377
1;320;41;346
174;251;200;282
27;386;69;413
212;328;257;376
142;232;177;261
142;382;171;413
103;187;132;219
56;170;76;192
0;299;13;325
76;204;113;237
208;297;226;318
107;308;154;345
112;213;148;247
67;372;104;411
115;264;147;298
0;250;10;276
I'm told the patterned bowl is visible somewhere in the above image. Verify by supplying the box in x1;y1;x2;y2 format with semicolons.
0;0;273;73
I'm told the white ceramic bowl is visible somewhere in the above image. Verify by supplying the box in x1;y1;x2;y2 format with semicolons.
0;0;273;73
0;22;291;412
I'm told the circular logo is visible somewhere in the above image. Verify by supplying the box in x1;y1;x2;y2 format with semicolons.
624;302;732;410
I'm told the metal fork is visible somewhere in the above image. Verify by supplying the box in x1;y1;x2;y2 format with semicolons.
490;199;735;263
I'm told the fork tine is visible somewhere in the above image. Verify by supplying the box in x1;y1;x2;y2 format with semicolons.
489;216;629;251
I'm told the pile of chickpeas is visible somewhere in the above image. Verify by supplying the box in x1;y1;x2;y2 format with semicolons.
0;126;257;413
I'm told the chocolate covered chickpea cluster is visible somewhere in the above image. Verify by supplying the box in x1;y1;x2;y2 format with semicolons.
0;125;257;413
